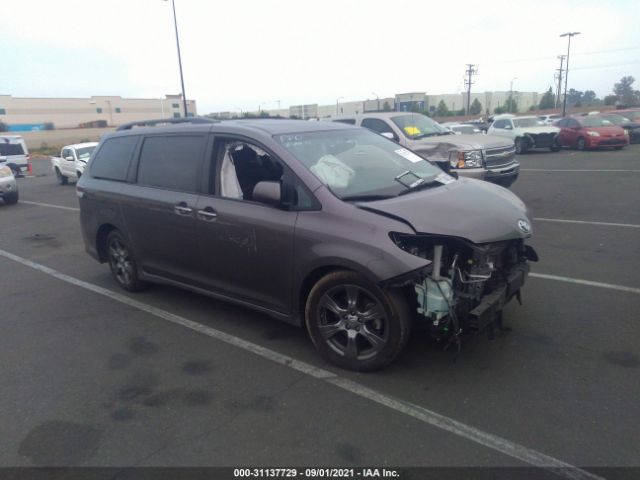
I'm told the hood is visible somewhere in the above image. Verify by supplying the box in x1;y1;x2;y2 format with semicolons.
357;177;531;244
516;126;560;134
582;125;626;135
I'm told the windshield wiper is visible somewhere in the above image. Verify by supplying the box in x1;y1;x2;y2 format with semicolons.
413;131;452;139
341;194;395;202
397;180;441;196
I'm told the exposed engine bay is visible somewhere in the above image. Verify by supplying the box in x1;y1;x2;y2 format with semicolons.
390;233;538;346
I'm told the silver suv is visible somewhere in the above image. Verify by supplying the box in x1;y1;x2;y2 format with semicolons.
334;112;519;187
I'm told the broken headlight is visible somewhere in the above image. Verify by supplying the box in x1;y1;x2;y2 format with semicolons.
449;150;483;169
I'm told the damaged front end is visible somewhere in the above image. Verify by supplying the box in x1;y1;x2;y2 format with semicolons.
387;233;538;344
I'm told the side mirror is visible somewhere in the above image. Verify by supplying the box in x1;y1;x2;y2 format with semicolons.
252;181;281;206
65;156;75;161
381;132;397;141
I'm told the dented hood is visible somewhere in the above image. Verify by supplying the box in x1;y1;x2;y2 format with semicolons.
358;178;532;244
406;133;512;161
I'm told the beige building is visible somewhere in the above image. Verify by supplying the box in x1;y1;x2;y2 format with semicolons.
0;94;197;130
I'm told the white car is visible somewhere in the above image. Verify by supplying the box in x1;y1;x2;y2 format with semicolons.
0;135;29;177
538;114;562;125
0;165;18;205
440;122;483;135
50;142;98;184
488;115;561;153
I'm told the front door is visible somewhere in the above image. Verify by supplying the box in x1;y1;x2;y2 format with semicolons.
194;138;297;314
60;148;76;177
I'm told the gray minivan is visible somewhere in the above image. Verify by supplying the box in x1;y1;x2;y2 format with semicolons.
78;118;537;371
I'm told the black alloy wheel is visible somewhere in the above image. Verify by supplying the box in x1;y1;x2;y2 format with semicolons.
106;230;146;291
305;271;411;371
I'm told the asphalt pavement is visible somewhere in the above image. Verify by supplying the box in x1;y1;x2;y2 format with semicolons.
0;146;639;477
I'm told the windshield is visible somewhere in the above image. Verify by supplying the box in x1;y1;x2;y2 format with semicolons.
277;129;445;199
513;118;545;128
580;117;614;127
620;110;640;120
390;114;449;139
602;114;631;124
75;146;96;161
451;125;476;135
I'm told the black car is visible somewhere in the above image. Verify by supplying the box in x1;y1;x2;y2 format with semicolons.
599;113;640;144
78;117;537;371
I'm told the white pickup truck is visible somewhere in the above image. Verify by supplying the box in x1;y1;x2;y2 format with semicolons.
50;142;98;184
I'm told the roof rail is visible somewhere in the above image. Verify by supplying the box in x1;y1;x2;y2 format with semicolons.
116;117;218;131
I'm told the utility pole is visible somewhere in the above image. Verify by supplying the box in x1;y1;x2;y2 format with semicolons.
165;0;189;118
555;55;566;109
509;77;517;113
560;32;581;117
464;64;478;115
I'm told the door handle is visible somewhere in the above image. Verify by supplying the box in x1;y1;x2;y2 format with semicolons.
197;207;218;221
174;203;193;215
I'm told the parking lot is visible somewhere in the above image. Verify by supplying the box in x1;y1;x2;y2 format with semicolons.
1;146;639;477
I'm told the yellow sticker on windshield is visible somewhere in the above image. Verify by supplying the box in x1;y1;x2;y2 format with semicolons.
403;126;421;136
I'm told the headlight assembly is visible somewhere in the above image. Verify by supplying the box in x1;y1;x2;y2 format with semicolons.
449;150;483;169
586;131;600;137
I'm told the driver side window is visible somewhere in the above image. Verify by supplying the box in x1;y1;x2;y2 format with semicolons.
215;140;284;202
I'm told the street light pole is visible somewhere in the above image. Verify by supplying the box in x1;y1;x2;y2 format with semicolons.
165;0;188;117
336;96;344;117
372;92;379;111
509;77;517;113
560;31;580;117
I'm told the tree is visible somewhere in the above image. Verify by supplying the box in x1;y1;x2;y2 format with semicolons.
436;100;451;117
604;95;617;106
582;90;598;105
382;101;391;111
505;97;518;113
566;88;583;107
494;106;507;114
469;98;482;115
538;87;556;109
613;76;640;106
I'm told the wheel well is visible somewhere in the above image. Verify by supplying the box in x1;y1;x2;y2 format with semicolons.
298;266;353;324
96;224;117;263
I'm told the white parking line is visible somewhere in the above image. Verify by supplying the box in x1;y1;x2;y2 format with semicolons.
20;200;79;211
521;169;640;172
534;218;640;229
530;273;640;295
0;247;602;480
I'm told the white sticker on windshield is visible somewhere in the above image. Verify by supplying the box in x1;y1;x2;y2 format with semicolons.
395;148;423;163
435;172;455;185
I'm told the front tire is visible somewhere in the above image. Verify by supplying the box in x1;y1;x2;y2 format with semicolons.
106;230;147;292
3;191;19;205
55;167;68;185
577;137;587;151
550;138;561;152
305;271;411;371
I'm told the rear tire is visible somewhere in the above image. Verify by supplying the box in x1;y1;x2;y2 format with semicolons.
305;270;411;371
9;165;22;178
550;138;561;152
106;230;147;292
3;191;18;205
515;138;527;154
55;167;68;185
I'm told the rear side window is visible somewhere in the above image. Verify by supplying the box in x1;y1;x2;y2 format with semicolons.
91;136;138;181
137;135;205;192
361;118;394;134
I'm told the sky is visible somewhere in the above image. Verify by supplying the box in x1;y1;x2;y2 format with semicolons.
2;0;639;114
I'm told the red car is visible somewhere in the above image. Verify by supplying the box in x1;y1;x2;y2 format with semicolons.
554;115;629;150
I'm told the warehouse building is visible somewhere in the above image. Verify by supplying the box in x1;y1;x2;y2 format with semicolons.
213;91;542;119
0;94;197;130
